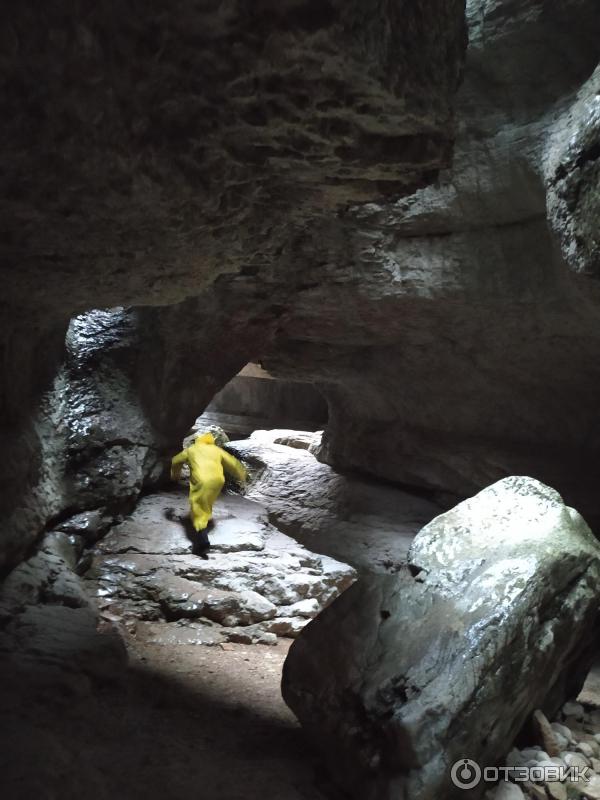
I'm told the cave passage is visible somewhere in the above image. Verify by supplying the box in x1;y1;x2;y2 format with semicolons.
196;361;329;441
1;308;445;799
2;0;600;797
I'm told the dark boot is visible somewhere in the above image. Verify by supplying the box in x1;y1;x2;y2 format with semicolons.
192;529;210;557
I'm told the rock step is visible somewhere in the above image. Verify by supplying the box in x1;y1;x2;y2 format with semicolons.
86;489;356;640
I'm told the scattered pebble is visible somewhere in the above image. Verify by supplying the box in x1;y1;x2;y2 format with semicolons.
545;782;566;800
563;752;590;770
485;781;525;799
575;741;594;758
521;748;548;762
551;723;573;743
585;775;600;799
504;702;600;800
562;701;584;720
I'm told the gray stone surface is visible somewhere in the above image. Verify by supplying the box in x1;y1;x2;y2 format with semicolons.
0;0;467;570
578;661;600;708
204;372;328;436
2;0;599;579
282;477;600;800
232;433;444;574
86;489;356;640
0;531;128;682
263;0;600;527
205;517;266;553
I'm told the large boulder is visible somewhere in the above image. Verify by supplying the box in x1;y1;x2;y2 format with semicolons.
282;477;600;800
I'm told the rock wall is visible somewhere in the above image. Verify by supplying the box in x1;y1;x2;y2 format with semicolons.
3;0;600;571
0;0;467;568
206;370;328;429
263;0;600;524
0;294;277;568
1;0;466;320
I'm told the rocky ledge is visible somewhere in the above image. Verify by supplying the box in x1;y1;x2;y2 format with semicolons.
84;488;355;646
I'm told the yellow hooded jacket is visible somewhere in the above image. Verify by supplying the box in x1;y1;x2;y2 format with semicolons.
170;433;247;532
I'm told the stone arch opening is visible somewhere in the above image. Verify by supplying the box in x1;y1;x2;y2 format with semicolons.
196;361;329;440
0;300;450;799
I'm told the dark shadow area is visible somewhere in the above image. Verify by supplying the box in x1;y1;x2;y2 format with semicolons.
0;646;325;800
163;506;211;557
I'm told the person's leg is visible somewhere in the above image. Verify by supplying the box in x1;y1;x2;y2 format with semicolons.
193;477;225;529
188;478;225;553
192;526;210;555
189;489;210;554
190;489;210;531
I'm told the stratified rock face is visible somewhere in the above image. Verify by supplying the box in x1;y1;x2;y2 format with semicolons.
4;0;600;575
232;430;443;573
1;0;466;317
203;368;328;434
546;65;600;279
263;0;600;523
282;477;600;800
0;1;468;569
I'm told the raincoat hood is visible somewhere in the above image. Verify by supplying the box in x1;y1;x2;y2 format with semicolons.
195;433;215;445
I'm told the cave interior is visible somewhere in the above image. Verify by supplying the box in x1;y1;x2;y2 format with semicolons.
1;1;600;799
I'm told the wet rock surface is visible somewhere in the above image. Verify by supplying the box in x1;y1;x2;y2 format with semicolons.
0;472;359;799
2;1;599;577
0;0;467;570
85;487;356;645
231;430;445;574
282;477;600;800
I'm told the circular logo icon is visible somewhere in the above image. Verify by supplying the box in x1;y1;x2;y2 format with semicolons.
450;758;482;790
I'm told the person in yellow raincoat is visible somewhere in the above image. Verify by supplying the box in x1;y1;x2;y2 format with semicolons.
170;432;247;534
